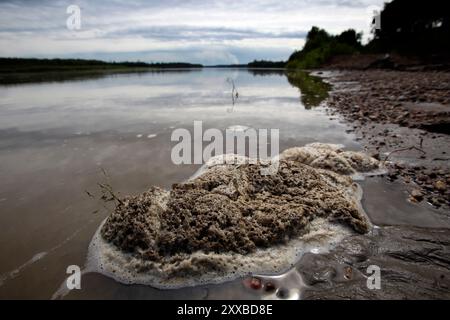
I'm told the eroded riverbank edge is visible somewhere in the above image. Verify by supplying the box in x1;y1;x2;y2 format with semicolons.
296;69;450;299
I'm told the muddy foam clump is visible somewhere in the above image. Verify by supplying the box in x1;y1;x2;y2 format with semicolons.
88;217;351;288
89;143;383;288
280;143;383;177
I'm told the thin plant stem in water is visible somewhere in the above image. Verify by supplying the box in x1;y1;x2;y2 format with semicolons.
226;78;239;112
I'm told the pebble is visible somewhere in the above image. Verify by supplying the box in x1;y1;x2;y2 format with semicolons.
411;189;424;201
249;277;262;290
276;288;289;299
344;266;353;280
434;180;447;192
264;282;276;293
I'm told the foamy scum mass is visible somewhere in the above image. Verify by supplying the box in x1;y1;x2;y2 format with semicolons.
87;143;385;289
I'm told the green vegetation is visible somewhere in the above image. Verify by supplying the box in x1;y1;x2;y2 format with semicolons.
0;58;202;84
287;0;450;70
286;27;362;69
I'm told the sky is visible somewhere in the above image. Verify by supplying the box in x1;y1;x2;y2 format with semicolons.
0;0;387;65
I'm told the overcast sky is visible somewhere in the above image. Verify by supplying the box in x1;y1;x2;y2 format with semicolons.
0;0;387;65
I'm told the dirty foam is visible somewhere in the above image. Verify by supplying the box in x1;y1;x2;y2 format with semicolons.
86;143;384;289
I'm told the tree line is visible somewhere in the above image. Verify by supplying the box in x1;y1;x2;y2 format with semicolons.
0;58;203;73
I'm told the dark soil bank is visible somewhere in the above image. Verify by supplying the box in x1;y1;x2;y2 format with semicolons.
296;69;450;299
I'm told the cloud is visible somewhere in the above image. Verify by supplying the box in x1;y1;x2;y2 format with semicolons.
0;0;386;64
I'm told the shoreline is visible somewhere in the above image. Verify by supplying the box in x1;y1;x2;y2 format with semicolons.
285;69;450;299
316;69;450;210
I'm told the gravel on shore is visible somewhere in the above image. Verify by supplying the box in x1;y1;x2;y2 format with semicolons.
318;70;450;210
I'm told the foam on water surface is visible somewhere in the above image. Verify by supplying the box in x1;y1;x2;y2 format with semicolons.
87;218;352;289
226;125;252;132
86;143;384;289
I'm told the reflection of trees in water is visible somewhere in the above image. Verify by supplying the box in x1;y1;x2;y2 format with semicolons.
286;71;331;109
246;69;285;77
142;69;203;74
245;68;330;109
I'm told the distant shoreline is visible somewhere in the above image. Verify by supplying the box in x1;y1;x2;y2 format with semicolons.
0;58;289;85
0;58;204;85
0;66;204;85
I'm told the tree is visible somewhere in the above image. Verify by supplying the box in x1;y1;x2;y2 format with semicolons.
369;0;450;55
